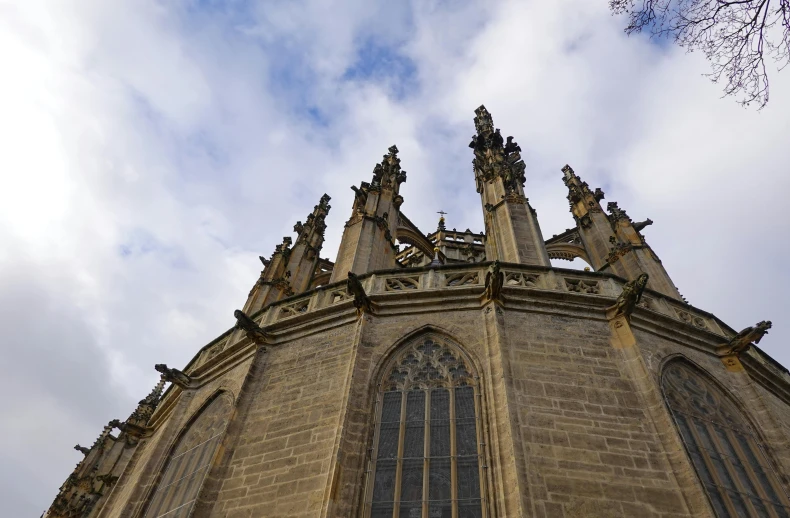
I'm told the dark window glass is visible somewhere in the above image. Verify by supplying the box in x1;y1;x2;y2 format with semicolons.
663;362;790;517
144;394;232;518
369;337;484;518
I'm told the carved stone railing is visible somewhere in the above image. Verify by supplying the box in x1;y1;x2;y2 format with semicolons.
189;262;732;369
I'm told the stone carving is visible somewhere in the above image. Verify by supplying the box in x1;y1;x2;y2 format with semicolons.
607;201;630;225
347;272;373;316
126;376;166;432
675;309;708;329
280;299;310;318
633;218;653;233
74;445;90;456
484;260;504;301
234;309;270;345
445;271;479;287
383;337;474;391
565;278;600;294
504;272;539;287
385;276;420;291
607;273;649;320
724;321;772;356
154;364;192;389
469;105;526;194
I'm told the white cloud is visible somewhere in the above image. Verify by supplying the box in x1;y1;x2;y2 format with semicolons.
1;0;788;514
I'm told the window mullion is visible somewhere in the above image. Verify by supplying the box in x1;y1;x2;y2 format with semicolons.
423;389;430;518
393;391;407;518
363;390;381;517
726;428;781;518
450;386;458;518
708;422;763;517
686;416;739;517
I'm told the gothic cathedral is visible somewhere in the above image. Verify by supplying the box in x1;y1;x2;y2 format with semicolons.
46;107;790;518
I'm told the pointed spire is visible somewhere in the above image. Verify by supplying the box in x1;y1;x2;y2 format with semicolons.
125;375;166;430
330;146;405;282
471;106;549;266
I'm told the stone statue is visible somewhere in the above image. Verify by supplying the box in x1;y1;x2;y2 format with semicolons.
234;309;270;345
74;444;90;456
726;321;772;355
504;136;521;155
609;273;649;320
633;218;654;233
154;364;192;389
484;261;504;302
347;272;373;316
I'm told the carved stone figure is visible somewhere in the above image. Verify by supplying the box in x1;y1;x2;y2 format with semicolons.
608;273;649;320
633;218;654;233
726;321;772;355
154;364;192;389
347;272;373;316
504;136;521;155
484;261;504;302
74;444;90;456
234;309;270;345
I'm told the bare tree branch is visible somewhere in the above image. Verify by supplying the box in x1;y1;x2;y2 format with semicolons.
610;0;790;108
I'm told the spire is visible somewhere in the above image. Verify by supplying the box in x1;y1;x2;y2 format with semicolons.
470;105;549;265
243;194;331;313
330;146;406;282
125;375;166;431
561;165;682;300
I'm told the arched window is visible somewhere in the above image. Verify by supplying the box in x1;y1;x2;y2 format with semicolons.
366;335;485;518
662;361;790;517
143;393;233;518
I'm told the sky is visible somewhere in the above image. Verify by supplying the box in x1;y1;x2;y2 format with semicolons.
1;0;789;514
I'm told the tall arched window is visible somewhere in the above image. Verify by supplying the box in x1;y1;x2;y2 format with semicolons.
663;361;790;517
143;393;233;518
366;335;485;518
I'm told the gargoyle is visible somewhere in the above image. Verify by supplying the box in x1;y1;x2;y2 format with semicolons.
293;221;304;235
593;187;605;202
724;321;772;356
633;218;653;233
504;136;521;155
74;444;90;456
154;364;191;389
234;309;270;345
484;261;504;302
607;273;649;320
347;272;373;316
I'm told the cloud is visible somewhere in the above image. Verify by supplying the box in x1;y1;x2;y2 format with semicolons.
1;0;788;514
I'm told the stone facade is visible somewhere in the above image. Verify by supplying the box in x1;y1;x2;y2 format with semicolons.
46;107;790;518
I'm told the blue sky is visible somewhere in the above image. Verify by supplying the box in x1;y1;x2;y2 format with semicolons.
1;0;789;515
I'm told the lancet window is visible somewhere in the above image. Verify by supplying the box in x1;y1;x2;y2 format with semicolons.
143;393;232;518
662;361;790;517
366;336;485;518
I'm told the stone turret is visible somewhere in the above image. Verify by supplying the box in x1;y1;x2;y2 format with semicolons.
470;105;550;265
329;146;406;282
562;164;682;299
243;194;331;314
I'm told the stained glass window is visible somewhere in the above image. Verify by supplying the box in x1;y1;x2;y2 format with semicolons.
366;337;485;518
663;361;790;517
143;393;232;518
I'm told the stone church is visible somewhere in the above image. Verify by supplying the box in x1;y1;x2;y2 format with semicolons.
46;106;790;518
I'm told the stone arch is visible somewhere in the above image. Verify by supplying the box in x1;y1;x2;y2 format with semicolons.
373;324;482;386
363;329;488;517
545;242;592;266
140;390;234;518
660;357;790;516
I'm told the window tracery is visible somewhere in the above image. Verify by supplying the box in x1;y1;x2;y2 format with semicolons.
143;393;232;518
663;361;790;517
367;336;484;518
